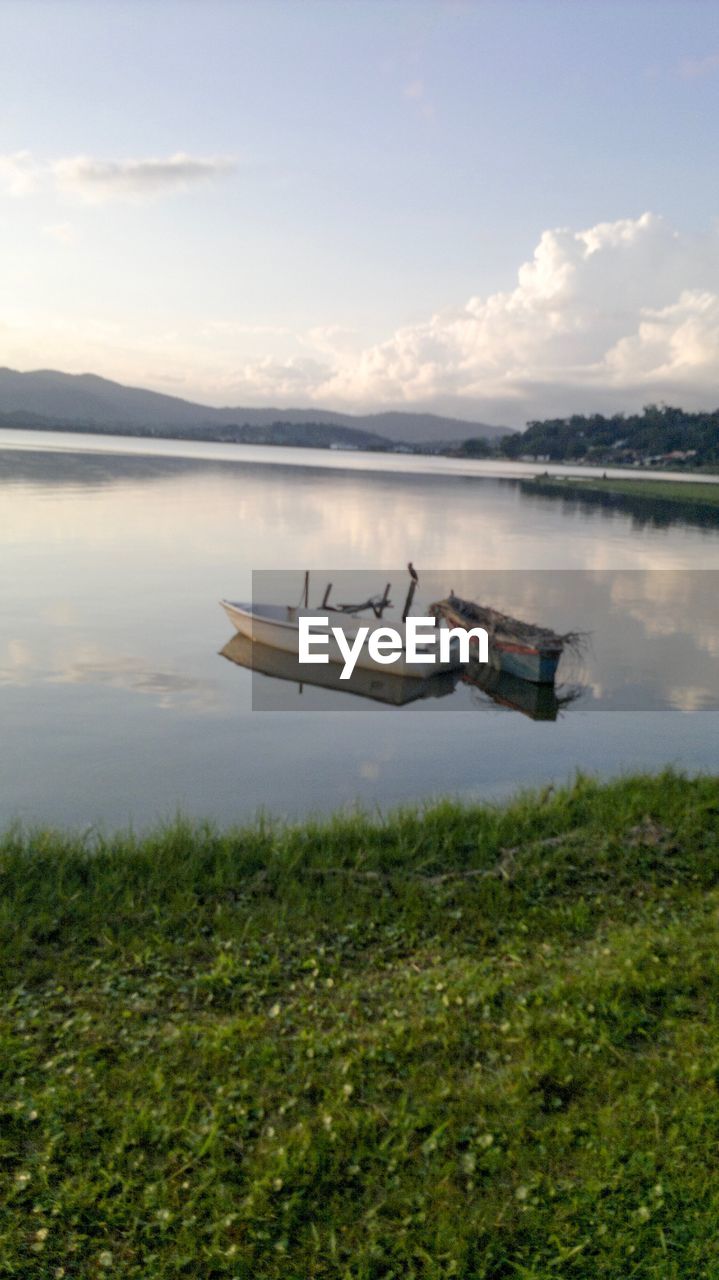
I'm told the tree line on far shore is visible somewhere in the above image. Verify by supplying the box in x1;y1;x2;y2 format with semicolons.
455;404;719;466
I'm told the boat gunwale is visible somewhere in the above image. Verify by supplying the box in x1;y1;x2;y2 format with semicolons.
432;597;567;657
221;600;371;635
220;600;460;650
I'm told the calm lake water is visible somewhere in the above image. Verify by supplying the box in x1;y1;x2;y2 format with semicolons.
2;429;718;830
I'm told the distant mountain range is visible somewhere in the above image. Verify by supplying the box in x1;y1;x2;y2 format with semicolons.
0;368;511;447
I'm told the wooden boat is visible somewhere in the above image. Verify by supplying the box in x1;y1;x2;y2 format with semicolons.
431;593;577;684
220;600;462;677
220;634;460;705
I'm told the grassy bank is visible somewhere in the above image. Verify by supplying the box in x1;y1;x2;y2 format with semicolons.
522;474;719;515
2;774;719;1278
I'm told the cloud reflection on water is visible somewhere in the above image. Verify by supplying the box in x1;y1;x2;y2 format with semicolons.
1;443;719;828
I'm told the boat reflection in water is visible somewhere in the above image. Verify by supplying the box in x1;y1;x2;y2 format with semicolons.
462;659;582;721
221;634;583;719
220;634;460;706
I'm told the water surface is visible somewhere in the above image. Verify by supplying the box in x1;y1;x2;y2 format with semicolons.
1;431;718;829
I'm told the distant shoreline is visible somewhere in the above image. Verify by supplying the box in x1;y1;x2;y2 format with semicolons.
3;424;719;489
1;417;717;477
522;474;719;516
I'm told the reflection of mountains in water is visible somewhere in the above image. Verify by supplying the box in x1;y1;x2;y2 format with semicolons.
220;634;460;705
220;635;581;719
462;660;581;721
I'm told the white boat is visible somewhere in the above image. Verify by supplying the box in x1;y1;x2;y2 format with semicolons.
220;599;462;677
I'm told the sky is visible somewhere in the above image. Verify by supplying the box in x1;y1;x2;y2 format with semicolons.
1;0;718;426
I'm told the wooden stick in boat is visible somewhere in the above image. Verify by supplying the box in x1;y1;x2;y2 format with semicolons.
402;564;418;622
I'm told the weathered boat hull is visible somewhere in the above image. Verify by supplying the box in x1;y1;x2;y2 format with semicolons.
430;598;564;684
490;642;562;684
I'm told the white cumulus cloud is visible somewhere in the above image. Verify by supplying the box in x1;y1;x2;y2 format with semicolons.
222;212;719;424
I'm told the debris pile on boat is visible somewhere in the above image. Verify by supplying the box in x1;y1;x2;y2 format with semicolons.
430;593;584;684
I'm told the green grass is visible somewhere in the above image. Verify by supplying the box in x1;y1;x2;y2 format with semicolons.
525;475;719;509
2;773;719;1277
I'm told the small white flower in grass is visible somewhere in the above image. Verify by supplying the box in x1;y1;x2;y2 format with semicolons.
35;1227;49;1241
342;1083;354;1099
15;1171;30;1186
29;1110;38;1121
515;1186;529;1201
322;1113;333;1129
269;1002;281;1018
273;1177;283;1191
156;1209;171;1224
98;1250;113;1268
54;1269;65;1279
